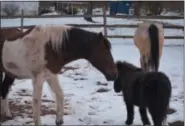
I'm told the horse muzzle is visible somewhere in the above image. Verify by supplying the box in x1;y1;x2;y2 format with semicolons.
105;72;118;81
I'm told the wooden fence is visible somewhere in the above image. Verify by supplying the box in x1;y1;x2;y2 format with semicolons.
1;5;184;39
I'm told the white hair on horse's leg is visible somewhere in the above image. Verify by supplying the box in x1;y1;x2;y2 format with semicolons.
163;117;168;126
32;73;45;126
47;74;64;125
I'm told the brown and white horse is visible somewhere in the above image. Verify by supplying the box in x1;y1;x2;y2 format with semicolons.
134;22;164;72
0;24;118;125
0;28;22;118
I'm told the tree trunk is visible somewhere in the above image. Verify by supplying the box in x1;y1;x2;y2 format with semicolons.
133;2;141;16
84;2;93;22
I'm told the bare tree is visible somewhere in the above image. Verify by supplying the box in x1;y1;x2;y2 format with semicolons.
145;2;163;15
84;2;93;22
2;4;19;16
132;1;163;16
132;1;141;16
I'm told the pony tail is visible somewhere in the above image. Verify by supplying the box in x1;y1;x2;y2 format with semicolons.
148;24;159;71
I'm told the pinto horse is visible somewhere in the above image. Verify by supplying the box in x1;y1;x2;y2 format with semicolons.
0;28;22;118
134;22;164;72
114;61;171;126
0;24;118;125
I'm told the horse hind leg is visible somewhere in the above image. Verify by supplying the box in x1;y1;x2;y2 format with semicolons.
140;56;148;72
148;104;163;126
1;74;15;99
125;100;134;125
0;74;14;118
47;74;64;126
139;107;151;125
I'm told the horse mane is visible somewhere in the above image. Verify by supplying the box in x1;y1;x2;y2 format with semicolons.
116;60;142;72
103;35;111;50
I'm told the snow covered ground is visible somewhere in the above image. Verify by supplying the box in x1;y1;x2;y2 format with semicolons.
1;16;184;125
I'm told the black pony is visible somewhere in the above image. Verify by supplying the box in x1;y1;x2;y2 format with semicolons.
114;61;171;126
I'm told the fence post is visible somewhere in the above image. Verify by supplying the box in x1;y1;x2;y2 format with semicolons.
21;9;24;32
72;4;74;15
103;3;107;37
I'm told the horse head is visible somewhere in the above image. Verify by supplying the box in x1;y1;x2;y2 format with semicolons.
88;32;118;81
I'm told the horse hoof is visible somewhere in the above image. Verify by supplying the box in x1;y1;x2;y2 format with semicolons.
0;113;13;122
125;120;133;125
0;111;12;118
143;121;151;125
55;120;64;126
144;123;151;126
56;116;64;126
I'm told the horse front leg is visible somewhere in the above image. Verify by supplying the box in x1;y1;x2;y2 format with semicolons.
124;100;134;125
47;74;64;126
32;73;45;126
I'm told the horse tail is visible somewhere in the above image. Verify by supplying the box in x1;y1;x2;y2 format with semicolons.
152;73;172;125
148;24;159;71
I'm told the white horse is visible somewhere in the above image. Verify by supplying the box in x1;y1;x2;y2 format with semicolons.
0;24;118;125
134;22;164;72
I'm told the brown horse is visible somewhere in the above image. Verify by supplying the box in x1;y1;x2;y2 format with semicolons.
134;22;164;72
0;24;118;125
0;28;22;118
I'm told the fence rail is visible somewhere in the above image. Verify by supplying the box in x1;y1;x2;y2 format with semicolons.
1;14;184;19
1;5;184;40
2;25;184;39
2;24;184;30
107;35;184;39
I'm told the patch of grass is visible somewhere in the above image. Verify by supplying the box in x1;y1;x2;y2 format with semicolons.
96;81;108;86
167;108;176;114
96;88;111;93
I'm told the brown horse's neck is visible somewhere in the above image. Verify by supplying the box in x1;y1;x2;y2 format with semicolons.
60;27;99;63
44;27;98;74
60;42;95;65
44;41;94;74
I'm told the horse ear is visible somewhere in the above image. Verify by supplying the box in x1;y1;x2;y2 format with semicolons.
98;32;104;38
116;61;123;70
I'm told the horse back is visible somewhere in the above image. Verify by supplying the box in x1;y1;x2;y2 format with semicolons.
0;28;22;71
134;23;151;56
134;22;164;57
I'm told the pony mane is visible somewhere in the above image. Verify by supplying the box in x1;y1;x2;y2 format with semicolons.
116;60;142;72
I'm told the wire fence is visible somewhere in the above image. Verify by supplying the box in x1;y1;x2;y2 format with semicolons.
1;3;184;40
